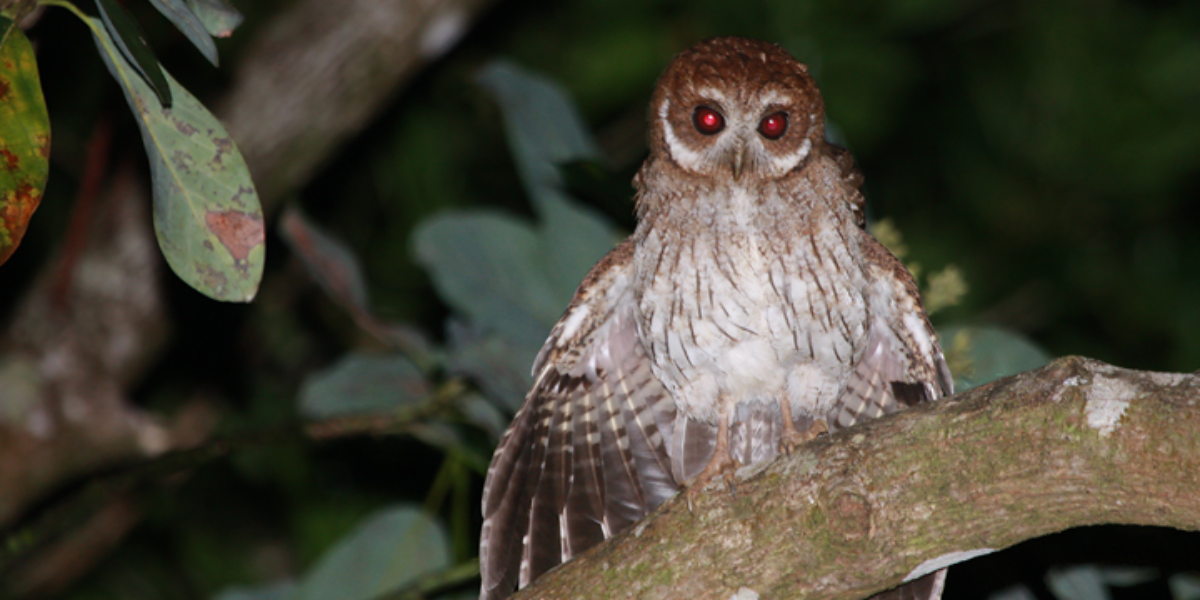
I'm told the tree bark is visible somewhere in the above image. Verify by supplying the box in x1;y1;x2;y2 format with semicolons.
514;356;1200;600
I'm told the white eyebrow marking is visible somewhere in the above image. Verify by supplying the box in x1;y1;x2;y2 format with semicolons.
759;90;791;107
696;87;730;106
658;98;709;173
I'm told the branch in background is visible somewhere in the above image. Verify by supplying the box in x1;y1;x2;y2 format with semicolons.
216;0;499;209
0;378;468;593
516;357;1200;600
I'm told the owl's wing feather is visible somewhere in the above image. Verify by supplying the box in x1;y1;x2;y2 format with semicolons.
832;234;953;429
480;240;680;600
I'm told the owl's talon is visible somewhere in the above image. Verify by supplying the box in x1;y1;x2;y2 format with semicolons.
779;418;830;456
686;416;740;504
686;454;740;506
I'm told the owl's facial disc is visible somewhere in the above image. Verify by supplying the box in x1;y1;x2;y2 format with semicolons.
659;90;813;183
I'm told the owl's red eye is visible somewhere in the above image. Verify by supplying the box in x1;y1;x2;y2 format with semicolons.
758;112;788;140
692;106;725;135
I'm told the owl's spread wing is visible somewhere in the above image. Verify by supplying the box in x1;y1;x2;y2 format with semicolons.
479;240;679;600
832;234;953;430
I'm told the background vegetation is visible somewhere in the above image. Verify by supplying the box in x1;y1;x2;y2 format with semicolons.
2;0;1199;599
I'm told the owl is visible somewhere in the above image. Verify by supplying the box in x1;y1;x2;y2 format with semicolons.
479;37;953;600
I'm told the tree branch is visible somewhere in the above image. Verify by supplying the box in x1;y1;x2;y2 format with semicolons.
216;0;498;209
515;356;1200;600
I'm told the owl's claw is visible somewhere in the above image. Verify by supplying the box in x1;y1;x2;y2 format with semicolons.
685;416;739;511
685;450;740;511
779;418;829;456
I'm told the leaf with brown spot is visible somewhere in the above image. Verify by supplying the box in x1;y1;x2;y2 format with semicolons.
89;15;263;302
0;26;49;266
205;209;262;263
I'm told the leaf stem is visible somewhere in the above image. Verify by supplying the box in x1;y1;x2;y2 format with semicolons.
38;0;93;26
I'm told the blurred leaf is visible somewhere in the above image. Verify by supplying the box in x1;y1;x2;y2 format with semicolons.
91;17;264;302
212;507;450;600
417;61;635;413
940;326;1053;392
213;581;297;600
94;0;172;107
408;421;490;474
1170;573;1200;600
459;393;507;441
475;60;601;205
476;60;617;300
280;206;437;366
298;506;450;600
413;210;561;350
280;206;370;314
444;321;533;413
299;353;428;420
1046;565;1158;600
989;585;1038;600
0;25;49;266
147;0;219;66
183;0;243;37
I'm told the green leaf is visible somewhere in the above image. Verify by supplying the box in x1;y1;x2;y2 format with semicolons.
183;0;243;37
94;0;172;108
147;0;219;66
212;581;296;600
298;506;450;600
90;17;264;302
476;60;618;300
1046;565;1157;600
416;62;631;406
0;26;49;266
445;321;535;413
298;353;429;420
1170;573;1200;600
413;210;563;350
459;393;507;441
939;326;1054;392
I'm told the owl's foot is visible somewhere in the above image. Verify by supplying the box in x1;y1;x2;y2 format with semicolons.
779;418;829;456
685;450;740;511
685;417;739;511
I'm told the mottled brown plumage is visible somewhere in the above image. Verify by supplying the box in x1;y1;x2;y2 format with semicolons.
480;37;952;600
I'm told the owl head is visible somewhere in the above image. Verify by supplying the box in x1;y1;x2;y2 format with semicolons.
647;37;825;183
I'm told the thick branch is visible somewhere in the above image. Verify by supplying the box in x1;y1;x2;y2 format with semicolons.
216;0;497;209
517;356;1200;600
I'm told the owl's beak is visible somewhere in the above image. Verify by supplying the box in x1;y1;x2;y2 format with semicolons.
730;144;746;181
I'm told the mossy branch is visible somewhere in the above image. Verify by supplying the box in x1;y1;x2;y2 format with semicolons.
515;356;1200;600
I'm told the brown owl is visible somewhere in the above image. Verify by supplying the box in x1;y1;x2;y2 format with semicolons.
479;36;953;600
